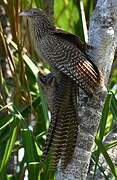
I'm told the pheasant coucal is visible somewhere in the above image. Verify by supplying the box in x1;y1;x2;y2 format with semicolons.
20;8;104;170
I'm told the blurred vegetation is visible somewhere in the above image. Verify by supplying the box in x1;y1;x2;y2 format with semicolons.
0;0;117;179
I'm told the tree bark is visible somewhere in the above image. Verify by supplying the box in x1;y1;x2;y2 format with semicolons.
56;0;117;179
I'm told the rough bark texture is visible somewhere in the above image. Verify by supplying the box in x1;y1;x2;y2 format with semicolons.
56;0;117;179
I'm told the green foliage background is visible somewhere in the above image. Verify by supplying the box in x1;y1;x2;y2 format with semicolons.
0;0;117;179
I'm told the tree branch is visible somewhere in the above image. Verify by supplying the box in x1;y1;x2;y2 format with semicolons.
56;0;117;179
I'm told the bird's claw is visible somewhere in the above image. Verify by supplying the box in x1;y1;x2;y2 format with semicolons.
38;71;56;86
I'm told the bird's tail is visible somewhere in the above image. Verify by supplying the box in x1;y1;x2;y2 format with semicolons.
42;75;78;170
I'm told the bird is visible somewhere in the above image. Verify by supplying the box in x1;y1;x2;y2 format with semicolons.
19;8;104;170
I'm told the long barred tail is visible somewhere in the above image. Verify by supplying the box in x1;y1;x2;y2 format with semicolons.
60;83;78;169
42;75;79;170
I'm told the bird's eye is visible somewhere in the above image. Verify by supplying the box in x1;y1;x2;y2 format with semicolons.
32;11;37;15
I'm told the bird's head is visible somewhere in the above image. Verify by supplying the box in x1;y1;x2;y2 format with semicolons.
19;8;54;30
19;8;46;19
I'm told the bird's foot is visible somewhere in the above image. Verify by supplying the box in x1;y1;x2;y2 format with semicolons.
38;71;56;86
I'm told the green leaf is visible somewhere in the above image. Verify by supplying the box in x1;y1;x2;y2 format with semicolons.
23;54;48;127
105;140;117;150
28;162;40;180
79;0;88;42
34;0;43;8
0;125;17;175
91;155;109;180
98;93;112;141
95;139;117;178
21;129;39;163
110;92;117;121
94;93;112;177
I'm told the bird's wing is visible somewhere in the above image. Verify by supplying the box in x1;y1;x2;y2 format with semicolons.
52;28;92;53
52;29;103;94
41;29;103;95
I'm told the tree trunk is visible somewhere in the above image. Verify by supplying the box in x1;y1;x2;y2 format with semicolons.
56;0;117;179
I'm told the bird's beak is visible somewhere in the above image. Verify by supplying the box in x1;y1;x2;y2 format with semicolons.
19;10;32;17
